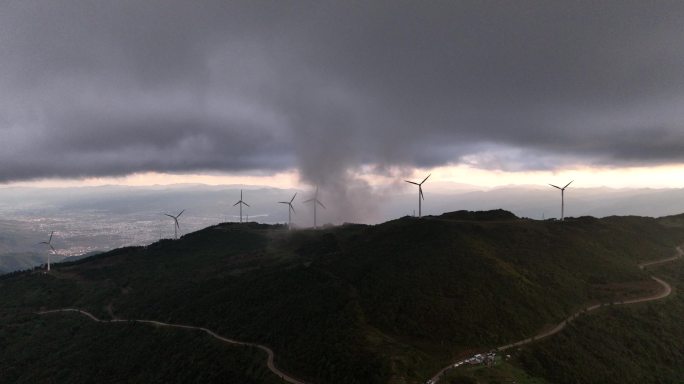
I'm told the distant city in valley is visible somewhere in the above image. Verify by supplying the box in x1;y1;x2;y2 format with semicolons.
4;183;684;273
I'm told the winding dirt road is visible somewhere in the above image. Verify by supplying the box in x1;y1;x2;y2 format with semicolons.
37;247;683;384
429;247;683;383
37;308;310;384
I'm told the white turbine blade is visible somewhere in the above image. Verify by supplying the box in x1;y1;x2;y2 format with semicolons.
290;204;296;214
49;244;56;252
176;220;180;230
278;201;289;204
420;173;432;184
405;180;419;185
177;209;185;218
419;186;424;200
163;213;176;219
563;180;574;189
549;184;562;189
233;201;241;206
317;199;326;209
303;198;314;203
48;231;54;243
290;192;297;203
243;202;250;207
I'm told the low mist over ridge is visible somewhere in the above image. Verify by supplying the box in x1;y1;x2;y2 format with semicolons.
3;183;684;274
5;183;684;222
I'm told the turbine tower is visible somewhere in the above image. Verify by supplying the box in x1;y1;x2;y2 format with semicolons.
233;190;250;223
279;193;297;230
303;187;326;228
405;173;431;218
164;210;185;239
39;231;56;271
549;181;573;221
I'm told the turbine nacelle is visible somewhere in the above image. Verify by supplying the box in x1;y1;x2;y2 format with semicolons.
303;198;326;209
233;190;250;223
549;180;573;191
164;210;185;239
303;187;326;228
549;180;574;221
38;231;56;252
279;192;297;214
279;193;297;229
38;231;56;271
40;243;56;252
405;173;431;216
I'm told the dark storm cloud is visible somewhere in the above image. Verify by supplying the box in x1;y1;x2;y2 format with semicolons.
2;0;684;185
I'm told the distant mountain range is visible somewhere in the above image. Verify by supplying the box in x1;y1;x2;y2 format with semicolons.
3;183;684;274
3;183;684;221
0;252;44;275
0;251;101;275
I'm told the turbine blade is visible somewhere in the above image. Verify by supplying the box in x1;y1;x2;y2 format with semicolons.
163;214;176;219
278;201;289;204
317;200;326;209
303;198;314;203
420;173;431;184
290;204;296;214
49;245;55;252
48;231;54;243
243;202;250;207
563;180;574;189
420;187;424;200
290;192;297;203
177;209;185;218
233;201;241;206
549;184;562;189
405;180;419;185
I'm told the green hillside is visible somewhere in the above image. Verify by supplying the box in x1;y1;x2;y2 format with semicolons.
1;211;683;384
514;256;684;384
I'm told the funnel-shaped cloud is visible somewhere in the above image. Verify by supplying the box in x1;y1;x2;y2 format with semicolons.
2;1;684;186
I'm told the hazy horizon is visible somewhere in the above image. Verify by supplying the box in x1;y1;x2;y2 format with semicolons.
3;183;684;273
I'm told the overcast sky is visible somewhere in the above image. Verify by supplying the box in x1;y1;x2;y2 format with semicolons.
2;1;684;189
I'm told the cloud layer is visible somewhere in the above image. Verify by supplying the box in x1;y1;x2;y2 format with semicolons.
2;1;684;185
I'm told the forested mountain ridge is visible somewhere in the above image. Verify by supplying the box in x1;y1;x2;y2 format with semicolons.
2;211;684;384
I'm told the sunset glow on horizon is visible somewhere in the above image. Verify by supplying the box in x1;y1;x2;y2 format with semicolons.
4;163;684;191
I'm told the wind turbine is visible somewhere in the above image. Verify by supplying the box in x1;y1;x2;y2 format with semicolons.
405;173;431;218
164;210;185;239
38;231;56;272
279;193;297;230
549;181;573;221
233;190;250;223
303;187;326;228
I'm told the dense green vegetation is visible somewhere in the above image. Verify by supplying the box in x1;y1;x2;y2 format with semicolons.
1;211;683;383
439;258;684;384
0;311;282;384
515;259;684;384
